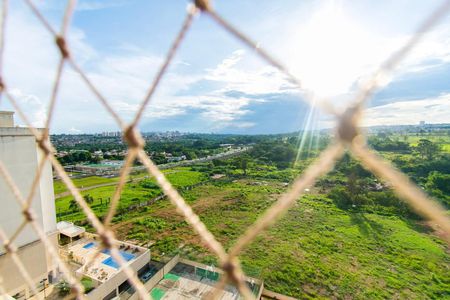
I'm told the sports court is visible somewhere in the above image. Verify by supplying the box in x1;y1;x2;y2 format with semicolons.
150;262;260;300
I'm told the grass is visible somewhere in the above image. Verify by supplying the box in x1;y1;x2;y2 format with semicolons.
111;179;450;299
81;277;94;293
55;154;450;298
399;134;450;153
54;176;120;194
243;196;449;299
442;144;450;153
55;168;207;222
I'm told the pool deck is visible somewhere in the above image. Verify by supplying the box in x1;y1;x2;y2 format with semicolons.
67;238;141;283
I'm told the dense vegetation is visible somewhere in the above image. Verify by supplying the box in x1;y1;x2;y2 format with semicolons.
52;133;263;165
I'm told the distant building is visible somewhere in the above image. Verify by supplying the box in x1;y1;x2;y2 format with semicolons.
167;155;186;163
219;143;234;150
0;111;58;299
101;131;121;137
419;121;425;126
93;150;104;159
56;150;69;158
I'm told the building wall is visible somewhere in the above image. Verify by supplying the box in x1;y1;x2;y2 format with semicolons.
0;127;57;295
0;112;14;127
36;142;57;234
0;233;57;298
0;128;47;249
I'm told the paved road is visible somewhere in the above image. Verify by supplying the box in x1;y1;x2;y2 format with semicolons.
134;146;250;171
55;147;250;199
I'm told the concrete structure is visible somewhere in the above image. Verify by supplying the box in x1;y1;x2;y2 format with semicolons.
0;111;14;127
57;221;85;243
119;255;264;300
148;259;263;300
0;111;57;299
58;231;150;300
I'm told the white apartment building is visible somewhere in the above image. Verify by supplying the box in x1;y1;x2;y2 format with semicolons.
0;111;58;299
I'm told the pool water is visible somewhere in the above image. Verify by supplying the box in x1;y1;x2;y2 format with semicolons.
102;251;135;269
83;242;95;249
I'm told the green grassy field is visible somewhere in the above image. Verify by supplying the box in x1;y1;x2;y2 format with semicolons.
53;176;120;194
399;134;450;153
55;168;207;221
110;179;449;299
442;144;450;153
54;144;450;298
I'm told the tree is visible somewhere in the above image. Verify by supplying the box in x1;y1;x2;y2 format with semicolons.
240;156;248;176
69;199;79;211
56;280;71;296
84;194;94;204
425;171;450;207
89;155;102;164
328;186;353;209
416;139;439;160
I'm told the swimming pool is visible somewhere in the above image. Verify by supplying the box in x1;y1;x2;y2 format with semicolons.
102;251;135;269
83;242;96;249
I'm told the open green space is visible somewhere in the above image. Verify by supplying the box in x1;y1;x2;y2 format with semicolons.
55;168;207;222
56;132;450;298
110;178;449;299
54;176;120;195
375;133;450;153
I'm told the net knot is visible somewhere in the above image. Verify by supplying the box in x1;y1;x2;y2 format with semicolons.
99;229;115;249
194;0;211;11
70;286;81;296
123;126;144;149
37;136;52;156
0;76;4;92
22;209;35;222
55;36;70;58
222;258;241;284
337;106;361;143
4;241;15;253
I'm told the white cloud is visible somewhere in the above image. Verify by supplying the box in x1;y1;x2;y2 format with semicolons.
144;94;253;124
8;88;46;128
76;1;127;11
3;0;450;133
276;0;450;101
205;49;296;96
363;94;450;126
230;122;256;129
2;6;201;131
68;127;82;134
38;0;128;12
101;49;276;128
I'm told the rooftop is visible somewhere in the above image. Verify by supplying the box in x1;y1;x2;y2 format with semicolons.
65;238;146;283
57;221;85;238
149;262;261;300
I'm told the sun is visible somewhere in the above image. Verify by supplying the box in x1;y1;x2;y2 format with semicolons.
287;1;388;100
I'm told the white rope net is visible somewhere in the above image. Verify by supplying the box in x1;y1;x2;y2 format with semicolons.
0;0;450;299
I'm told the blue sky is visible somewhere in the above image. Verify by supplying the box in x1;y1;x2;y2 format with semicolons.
3;0;450;133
